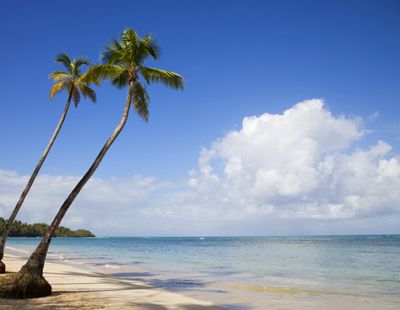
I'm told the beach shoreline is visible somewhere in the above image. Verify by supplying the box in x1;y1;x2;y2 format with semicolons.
2;238;400;310
0;250;224;309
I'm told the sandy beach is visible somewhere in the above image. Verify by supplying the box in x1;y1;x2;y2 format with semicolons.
0;252;222;310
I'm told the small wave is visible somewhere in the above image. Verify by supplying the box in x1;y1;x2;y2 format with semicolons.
47;252;65;260
89;261;126;267
5;246;30;254
104;264;121;269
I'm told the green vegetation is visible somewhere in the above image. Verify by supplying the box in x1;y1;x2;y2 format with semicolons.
0;217;94;238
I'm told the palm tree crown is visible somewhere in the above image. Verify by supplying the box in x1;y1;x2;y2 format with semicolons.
49;53;96;106
89;28;184;120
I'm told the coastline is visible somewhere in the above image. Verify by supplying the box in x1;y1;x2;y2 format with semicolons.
2;237;399;310
0;250;223;309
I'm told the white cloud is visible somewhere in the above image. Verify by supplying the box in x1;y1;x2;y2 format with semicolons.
1;99;399;235
188;99;400;221
0;170;170;234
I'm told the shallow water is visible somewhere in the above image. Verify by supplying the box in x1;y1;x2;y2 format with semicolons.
6;235;400;309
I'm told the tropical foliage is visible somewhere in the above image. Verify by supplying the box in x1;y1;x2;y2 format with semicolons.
0;217;94;238
88;28;184;120
49;53;97;105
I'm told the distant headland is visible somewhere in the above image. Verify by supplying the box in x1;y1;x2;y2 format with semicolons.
0;217;95;238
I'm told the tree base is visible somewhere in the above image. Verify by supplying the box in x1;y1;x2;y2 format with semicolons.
0;260;5;274
0;271;52;299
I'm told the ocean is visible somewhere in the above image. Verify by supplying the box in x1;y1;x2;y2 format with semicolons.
6;235;400;309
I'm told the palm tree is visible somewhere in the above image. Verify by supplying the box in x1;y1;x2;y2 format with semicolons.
0;28;184;299
0;54;96;274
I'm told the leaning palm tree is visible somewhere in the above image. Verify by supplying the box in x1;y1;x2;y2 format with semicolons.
0;54;96;274
0;28;184;299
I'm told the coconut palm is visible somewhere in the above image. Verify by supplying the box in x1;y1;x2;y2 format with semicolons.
0;28;184;299
0;54;96;274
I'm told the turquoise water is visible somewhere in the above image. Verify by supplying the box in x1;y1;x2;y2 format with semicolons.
6;235;400;308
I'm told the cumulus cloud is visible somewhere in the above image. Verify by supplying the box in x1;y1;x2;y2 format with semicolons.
1;99;399;235
188;99;400;221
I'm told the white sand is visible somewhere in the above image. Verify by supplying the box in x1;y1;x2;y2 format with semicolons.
0;253;223;309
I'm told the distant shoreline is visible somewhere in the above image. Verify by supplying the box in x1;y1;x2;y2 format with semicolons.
7;236;95;238
0;217;95;237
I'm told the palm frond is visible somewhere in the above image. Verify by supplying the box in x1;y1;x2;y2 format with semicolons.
121;28;140;50
80;69;99;85
132;81;149;121
72;57;90;76
55;53;73;73
101;39;123;64
134;34;160;65
49;81;68;100
78;83;96;103
49;71;71;82
111;70;129;89
87;64;126;82
139;67;185;90
140;34;159;59
74;57;90;68
121;28;142;65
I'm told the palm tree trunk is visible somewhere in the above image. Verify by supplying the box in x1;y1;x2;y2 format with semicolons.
0;91;73;273
20;82;133;277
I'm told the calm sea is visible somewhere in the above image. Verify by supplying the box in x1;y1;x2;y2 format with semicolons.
6;235;400;309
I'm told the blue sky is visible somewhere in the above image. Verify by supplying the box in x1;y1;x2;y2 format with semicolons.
0;0;399;235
